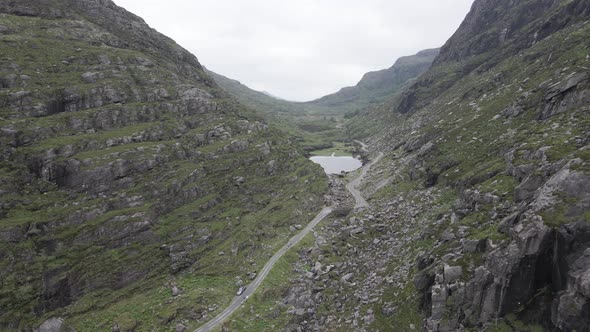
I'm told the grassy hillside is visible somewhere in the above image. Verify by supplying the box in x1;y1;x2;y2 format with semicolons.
0;1;328;330
205;69;306;116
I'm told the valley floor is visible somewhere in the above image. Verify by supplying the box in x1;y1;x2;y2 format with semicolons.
197;142;382;331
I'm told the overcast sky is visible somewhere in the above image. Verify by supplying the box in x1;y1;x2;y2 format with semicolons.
113;0;474;101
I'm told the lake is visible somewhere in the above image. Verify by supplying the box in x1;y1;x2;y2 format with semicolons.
310;155;363;175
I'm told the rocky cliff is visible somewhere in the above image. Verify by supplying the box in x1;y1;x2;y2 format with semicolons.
397;0;590;115
352;0;590;330
0;0;327;330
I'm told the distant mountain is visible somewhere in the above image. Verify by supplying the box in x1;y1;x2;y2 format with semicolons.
306;48;439;113
206;69;305;115
206;69;349;152
209;49;438;119
207;50;440;153
261;90;284;100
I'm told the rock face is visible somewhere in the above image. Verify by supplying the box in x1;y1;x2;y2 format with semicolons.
539;72;590;120
423;218;590;331
397;0;590;114
552;224;590;331
35;318;64;332
0;0;327;330
379;1;590;331
435;0;560;63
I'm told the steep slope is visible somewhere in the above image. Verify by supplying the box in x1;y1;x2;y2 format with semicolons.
396;0;590;114
219;1;590;331
0;0;327;330
344;0;590;330
307;48;439;114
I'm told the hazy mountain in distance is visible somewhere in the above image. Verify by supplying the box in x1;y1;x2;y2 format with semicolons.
261;90;284;100
306;48;440;113
206;69;305;115
208;49;439;117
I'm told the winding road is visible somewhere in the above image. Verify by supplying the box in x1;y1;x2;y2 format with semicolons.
346;142;384;209
195;141;380;332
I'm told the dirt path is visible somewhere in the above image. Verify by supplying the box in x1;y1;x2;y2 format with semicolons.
195;142;380;332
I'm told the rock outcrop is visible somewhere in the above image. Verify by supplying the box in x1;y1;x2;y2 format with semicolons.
397;0;590;114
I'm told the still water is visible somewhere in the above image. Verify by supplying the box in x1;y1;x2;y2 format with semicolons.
310;155;363;175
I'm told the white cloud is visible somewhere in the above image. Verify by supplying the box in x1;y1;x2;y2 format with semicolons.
113;0;474;101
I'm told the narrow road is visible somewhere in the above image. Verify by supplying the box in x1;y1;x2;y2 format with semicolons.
195;142;379;332
347;141;383;209
194;209;332;332
355;140;369;152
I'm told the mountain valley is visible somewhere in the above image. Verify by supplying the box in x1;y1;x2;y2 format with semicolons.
1;0;589;331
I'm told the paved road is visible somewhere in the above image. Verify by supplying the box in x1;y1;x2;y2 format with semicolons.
355;140;369;152
195;208;332;332
195;142;379;332
346;141;383;209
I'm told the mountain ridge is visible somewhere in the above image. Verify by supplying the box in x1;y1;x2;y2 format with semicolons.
397;0;590;115
303;48;439;114
205;68;305;115
207;48;440;155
